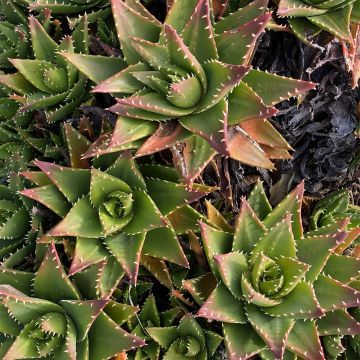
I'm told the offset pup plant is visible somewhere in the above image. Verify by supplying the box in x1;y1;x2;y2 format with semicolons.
20;124;214;283
0;243;144;359
277;0;360;44
63;0;316;185
184;181;360;359
147;314;222;359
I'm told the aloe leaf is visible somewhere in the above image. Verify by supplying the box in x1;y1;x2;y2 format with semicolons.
215;0;269;32
145;178;213;215
286;320;324;359
242;69;316;106
245;303;294;360
308;5;352;42
313;274;360;311
29;16;57;62
166;205;207;235
201;222;233;279
262;182;304;240
228;82;278;125
297;232;347;282
247;180;272;220
180;99;228;155
61;299;108;341
205;200;233;232
161;25;206;89
0;268;33;295
0;302;20;336
104;299;139;326
93;62;148;94
0;73;35;95
141;255;174;290
233;198;266;253
68;237;108;275
106;151;147;191
63;123;91;169
227;125;275;169
0;285;63;324
122;190;166;235
222;322;265;359
181;0;218;63
197;282;247;323
143;226;189;267
47;196;103;238
216;13;271;65
197;61;249;112
20;185;70;217
147;326;178;349
164;0;198;33
182;272;217;305
251;214;296;261
88;311;145;359
322;254;360;284
84;118;156;159
317;309;360;336
104;231;146;283
34;243;80;303
262;281;324;319
72;258;124;300
172;135;216;187
215;252;248;299
61;53;127;84
111;0;161;64
34;160;90;203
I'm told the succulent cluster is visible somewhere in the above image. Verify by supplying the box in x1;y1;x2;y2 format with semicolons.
0;0;358;359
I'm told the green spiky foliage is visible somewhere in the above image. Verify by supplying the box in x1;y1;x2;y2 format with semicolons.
0;242;145;360
63;0;316;186
125;294;182;359
277;0;360;44
0;19;28;71
146;314;222;360
310;189;360;230
18;0;109;14
183;181;360;360
0;153;43;268
20;124;215;284
0;15;90;123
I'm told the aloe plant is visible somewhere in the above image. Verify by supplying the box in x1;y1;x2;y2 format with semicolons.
125;294;182;359
20;124;214;283
0;15;90;122
147;314;222;359
183;181;360;359
63;0;315;186
277;0;360;44
311;189;360;230
0;242;145;360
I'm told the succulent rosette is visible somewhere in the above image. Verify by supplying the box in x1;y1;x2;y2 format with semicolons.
0;15;91;122
278;0;360;44
63;0;316;186
310;188;360;230
147;314;222;360
19;124;215;283
125;294;182;359
183;181;360;359
0;243;144;359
